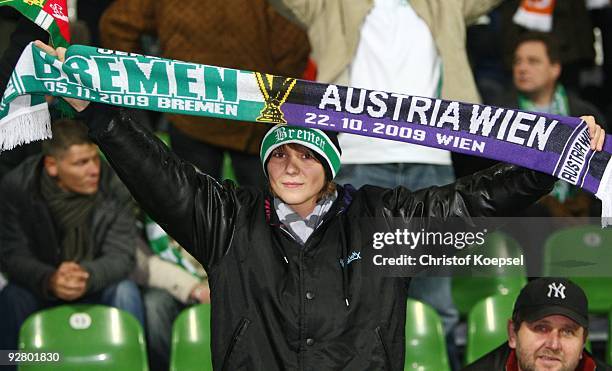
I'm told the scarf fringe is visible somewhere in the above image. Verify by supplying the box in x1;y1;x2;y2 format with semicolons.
513;7;553;32
0;104;51;151
596;160;612;228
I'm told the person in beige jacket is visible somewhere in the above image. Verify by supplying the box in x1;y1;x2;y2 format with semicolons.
267;1;503;368
132;238;208;371
269;0;500;101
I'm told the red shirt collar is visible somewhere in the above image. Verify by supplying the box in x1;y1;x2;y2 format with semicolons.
506;349;597;371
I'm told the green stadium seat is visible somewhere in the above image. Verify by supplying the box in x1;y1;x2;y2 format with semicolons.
452;232;527;316
465;294;517;365
542;225;612;313
404;298;450;371
18;304;148;371
608;309;612;365
170;304;212;371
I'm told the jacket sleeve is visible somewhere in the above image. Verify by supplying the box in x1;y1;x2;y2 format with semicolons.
0;177;56;299
131;237;200;303
461;0;504;25
80;176;137;294
147;256;201;304
385;163;556;219
82;103;237;272
98;0;156;52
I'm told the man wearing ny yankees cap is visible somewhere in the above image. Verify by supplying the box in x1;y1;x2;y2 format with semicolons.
463;278;611;371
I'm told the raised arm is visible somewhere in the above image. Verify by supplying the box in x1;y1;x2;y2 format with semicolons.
386;114;605;219
30;41;240;270
82;104;237;271
380;163;555;221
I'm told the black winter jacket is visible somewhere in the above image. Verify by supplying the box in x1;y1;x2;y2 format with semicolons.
85;104;556;371
0;154;137;299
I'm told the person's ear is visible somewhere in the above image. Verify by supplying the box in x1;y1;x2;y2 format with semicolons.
551;62;562;81
43;155;59;177
508;319;518;349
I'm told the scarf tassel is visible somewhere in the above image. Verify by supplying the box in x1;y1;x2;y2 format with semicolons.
0;103;51;151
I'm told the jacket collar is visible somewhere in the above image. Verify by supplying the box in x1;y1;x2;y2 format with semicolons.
264;184;355;226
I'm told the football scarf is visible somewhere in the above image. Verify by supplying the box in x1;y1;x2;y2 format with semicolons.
1;43;611;225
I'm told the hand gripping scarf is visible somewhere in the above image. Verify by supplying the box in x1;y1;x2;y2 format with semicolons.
1;43;611;225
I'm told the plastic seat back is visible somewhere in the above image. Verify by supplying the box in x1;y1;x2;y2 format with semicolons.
543;225;612;313
404;298;450;371
170;304;212;371
18;304;148;371
608;309;612;365
465;294;517;365
453;232;526;316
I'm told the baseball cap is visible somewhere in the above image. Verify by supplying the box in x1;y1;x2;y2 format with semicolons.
513;278;588;328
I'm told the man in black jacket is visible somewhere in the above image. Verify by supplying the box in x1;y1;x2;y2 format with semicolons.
35;42;607;371
463;278;611;371
0;120;144;351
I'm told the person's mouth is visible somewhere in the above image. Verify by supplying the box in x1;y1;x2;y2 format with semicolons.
537;355;562;364
282;182;303;189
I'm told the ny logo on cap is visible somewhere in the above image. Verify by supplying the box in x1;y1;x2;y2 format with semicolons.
547;282;566;299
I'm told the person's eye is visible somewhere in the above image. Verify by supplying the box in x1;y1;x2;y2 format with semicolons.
535;325;550;333
272;151;285;158
562;329;576;337
302;153;314;160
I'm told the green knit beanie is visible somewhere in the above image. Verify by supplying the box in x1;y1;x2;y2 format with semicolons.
260;125;342;180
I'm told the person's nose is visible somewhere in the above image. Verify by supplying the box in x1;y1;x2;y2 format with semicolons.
516;61;528;74
285;155;300;175
544;330;562;351
87;161;100;178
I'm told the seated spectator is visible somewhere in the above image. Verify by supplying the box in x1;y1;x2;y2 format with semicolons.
0;120;144;352
462;278;609;370
458;32;606;186
131;227;209;371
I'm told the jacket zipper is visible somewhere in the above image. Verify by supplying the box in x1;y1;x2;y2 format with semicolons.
221;318;251;371
375;327;393;371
